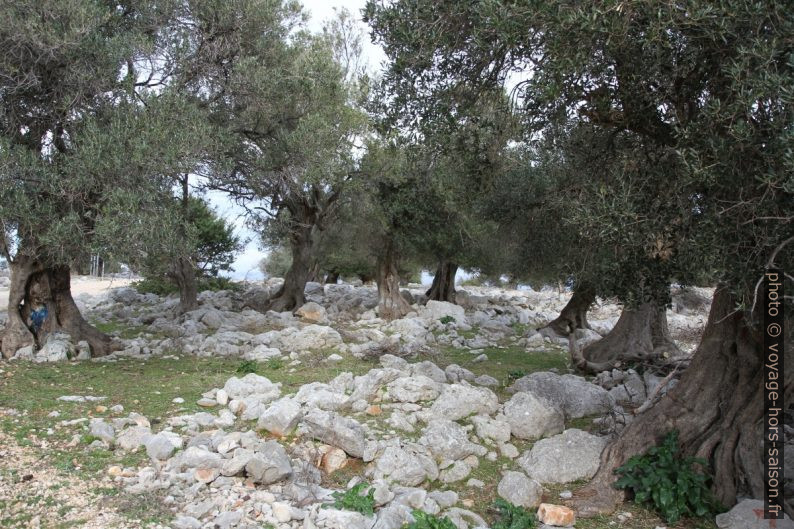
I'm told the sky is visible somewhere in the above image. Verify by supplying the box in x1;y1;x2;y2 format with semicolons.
209;0;385;281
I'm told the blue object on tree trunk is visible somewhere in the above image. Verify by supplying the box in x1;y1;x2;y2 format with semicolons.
30;307;48;332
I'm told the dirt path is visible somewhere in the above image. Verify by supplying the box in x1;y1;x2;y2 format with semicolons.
0;427;137;529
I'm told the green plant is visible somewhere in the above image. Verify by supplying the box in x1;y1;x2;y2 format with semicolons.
133;277;179;296
265;358;284;370
330;482;375;515
614;430;722;524
491;499;536;529
236;360;258;375
403;510;457;529
438;315;455;325
507;370;526;382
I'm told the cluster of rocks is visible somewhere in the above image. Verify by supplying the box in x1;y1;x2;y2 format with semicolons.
71;357;617;529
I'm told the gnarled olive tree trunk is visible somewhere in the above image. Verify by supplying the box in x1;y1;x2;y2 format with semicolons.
169;255;199;313
542;283;596;336
266;223;316;313
377;242;412;320
1;261;114;358
571;287;793;518
425;261;457;303
574;300;679;373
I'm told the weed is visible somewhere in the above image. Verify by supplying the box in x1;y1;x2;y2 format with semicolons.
330;482;376;515
404;510;457;529
438;315;455;325
491;499;536;529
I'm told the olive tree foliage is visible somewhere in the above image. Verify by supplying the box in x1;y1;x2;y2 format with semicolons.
366;0;793;515
193;6;368;313
0;0;211;358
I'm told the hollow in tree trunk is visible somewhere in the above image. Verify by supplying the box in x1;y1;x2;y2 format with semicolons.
1;262;115;358
266;224;315;313
575;300;680;373
170;256;199;313
324;270;340;284
425;261;458;303
570;287;793;518
377;242;412;320
541;283;596;336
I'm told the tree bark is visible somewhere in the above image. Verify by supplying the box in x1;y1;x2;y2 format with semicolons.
265;223;315;313
0;256;40;358
542;283;596;336
170;255;199;313
425;261;458;303
576;300;680;373
377;242;412;320
46;265;114;356
1;262;115;358
570;287;793;518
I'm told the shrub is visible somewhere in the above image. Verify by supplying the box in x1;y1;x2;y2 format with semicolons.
133;277;178;296
491;499;536;529
403;510;457;529
330;482;376;515
438;315;455;325
614;430;722;524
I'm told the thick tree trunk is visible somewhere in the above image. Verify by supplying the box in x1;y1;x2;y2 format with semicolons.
0;256;40;358
571;287;793;517
425;261;458;303
170;256;199;313
576;300;680;373
47;266;114;356
377;242;412;320
1;262;114;358
542;283;596;336
266;224;315;313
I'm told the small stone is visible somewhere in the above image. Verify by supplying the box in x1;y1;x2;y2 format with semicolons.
272;502;292;523
107;465;123;477
110;405;124;414
321;447;348;474
466;478;485;488
558;490;572;499
216;389;229;406
366;405;382;416
194;467;220;483
196;398;217;408
172;397;185;404
472;354;488;363
95;405;107;413
537;503;575;527
145;433;176;461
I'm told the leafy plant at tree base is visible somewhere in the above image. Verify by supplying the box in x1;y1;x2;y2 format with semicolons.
614;430;722;524
438;316;455;325
331;482;376;515
236;360;258;375
491;499;537;529
403;510;457;529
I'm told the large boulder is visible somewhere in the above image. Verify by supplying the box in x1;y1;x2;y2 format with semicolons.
715;499;794;529
518;429;607;483
428;382;499;421
256;397;303;436
497;471;543;509
245;441;292;484
508;371;612;419
372;444;439;487
270;324;343;353
421;300;466;324
223;374;281;401
300;409;367;458
386;376;442;403
35;333;74;362
295;302;329;324
419;419;486;462
502;391;564;440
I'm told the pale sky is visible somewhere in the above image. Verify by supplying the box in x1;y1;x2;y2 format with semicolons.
211;0;386;281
